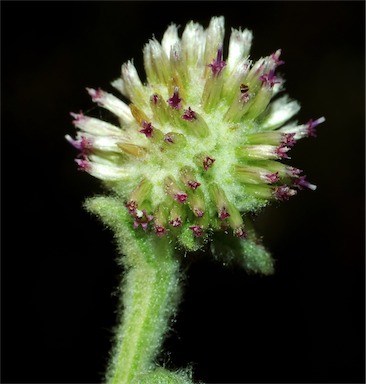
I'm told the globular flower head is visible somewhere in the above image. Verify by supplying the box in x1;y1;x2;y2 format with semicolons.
67;16;324;254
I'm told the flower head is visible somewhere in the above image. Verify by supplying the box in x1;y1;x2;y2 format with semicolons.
67;16;324;251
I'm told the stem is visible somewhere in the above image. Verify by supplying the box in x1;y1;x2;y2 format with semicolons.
84;196;181;384
107;239;180;384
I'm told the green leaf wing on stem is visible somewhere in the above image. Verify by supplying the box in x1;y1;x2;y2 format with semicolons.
211;229;275;275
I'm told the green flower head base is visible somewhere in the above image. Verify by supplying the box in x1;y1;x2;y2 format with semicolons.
66;16;324;252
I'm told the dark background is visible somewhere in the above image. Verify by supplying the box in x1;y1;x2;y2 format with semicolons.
1;1;365;383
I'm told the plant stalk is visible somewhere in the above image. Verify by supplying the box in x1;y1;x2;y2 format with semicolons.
106;238;180;384
84;196;181;384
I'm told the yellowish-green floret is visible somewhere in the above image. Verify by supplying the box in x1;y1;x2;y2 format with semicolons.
66;16;324;253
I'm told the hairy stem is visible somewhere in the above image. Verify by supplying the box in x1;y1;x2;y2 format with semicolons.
107;241;180;384
84;196;182;384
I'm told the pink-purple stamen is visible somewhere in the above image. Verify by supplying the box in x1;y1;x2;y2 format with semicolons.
274;185;296;201
187;180;201;190
181;107;197;121
66;134;93;158
271;51;285;67
133;210;154;230
275;145;291;159
203;156;215;171
75;157;91;172
282;133;297;147
293;175;314;190
193;208;204;218
140;121;154;138
169;217;182;227
164;133;174;143
234;227;247;239
306;118;324;138
175;193;188;203
86;87;103;103
189;225;203;237
151;94;159;105
208;47;226;76
286;167;303;177
259;70;281;88
167;87;182;110
219;207;230;220
265;172;280;183
155;225;167;237
125;200;138;215
70;111;85;125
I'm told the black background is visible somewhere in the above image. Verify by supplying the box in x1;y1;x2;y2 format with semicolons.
1;1;365;383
